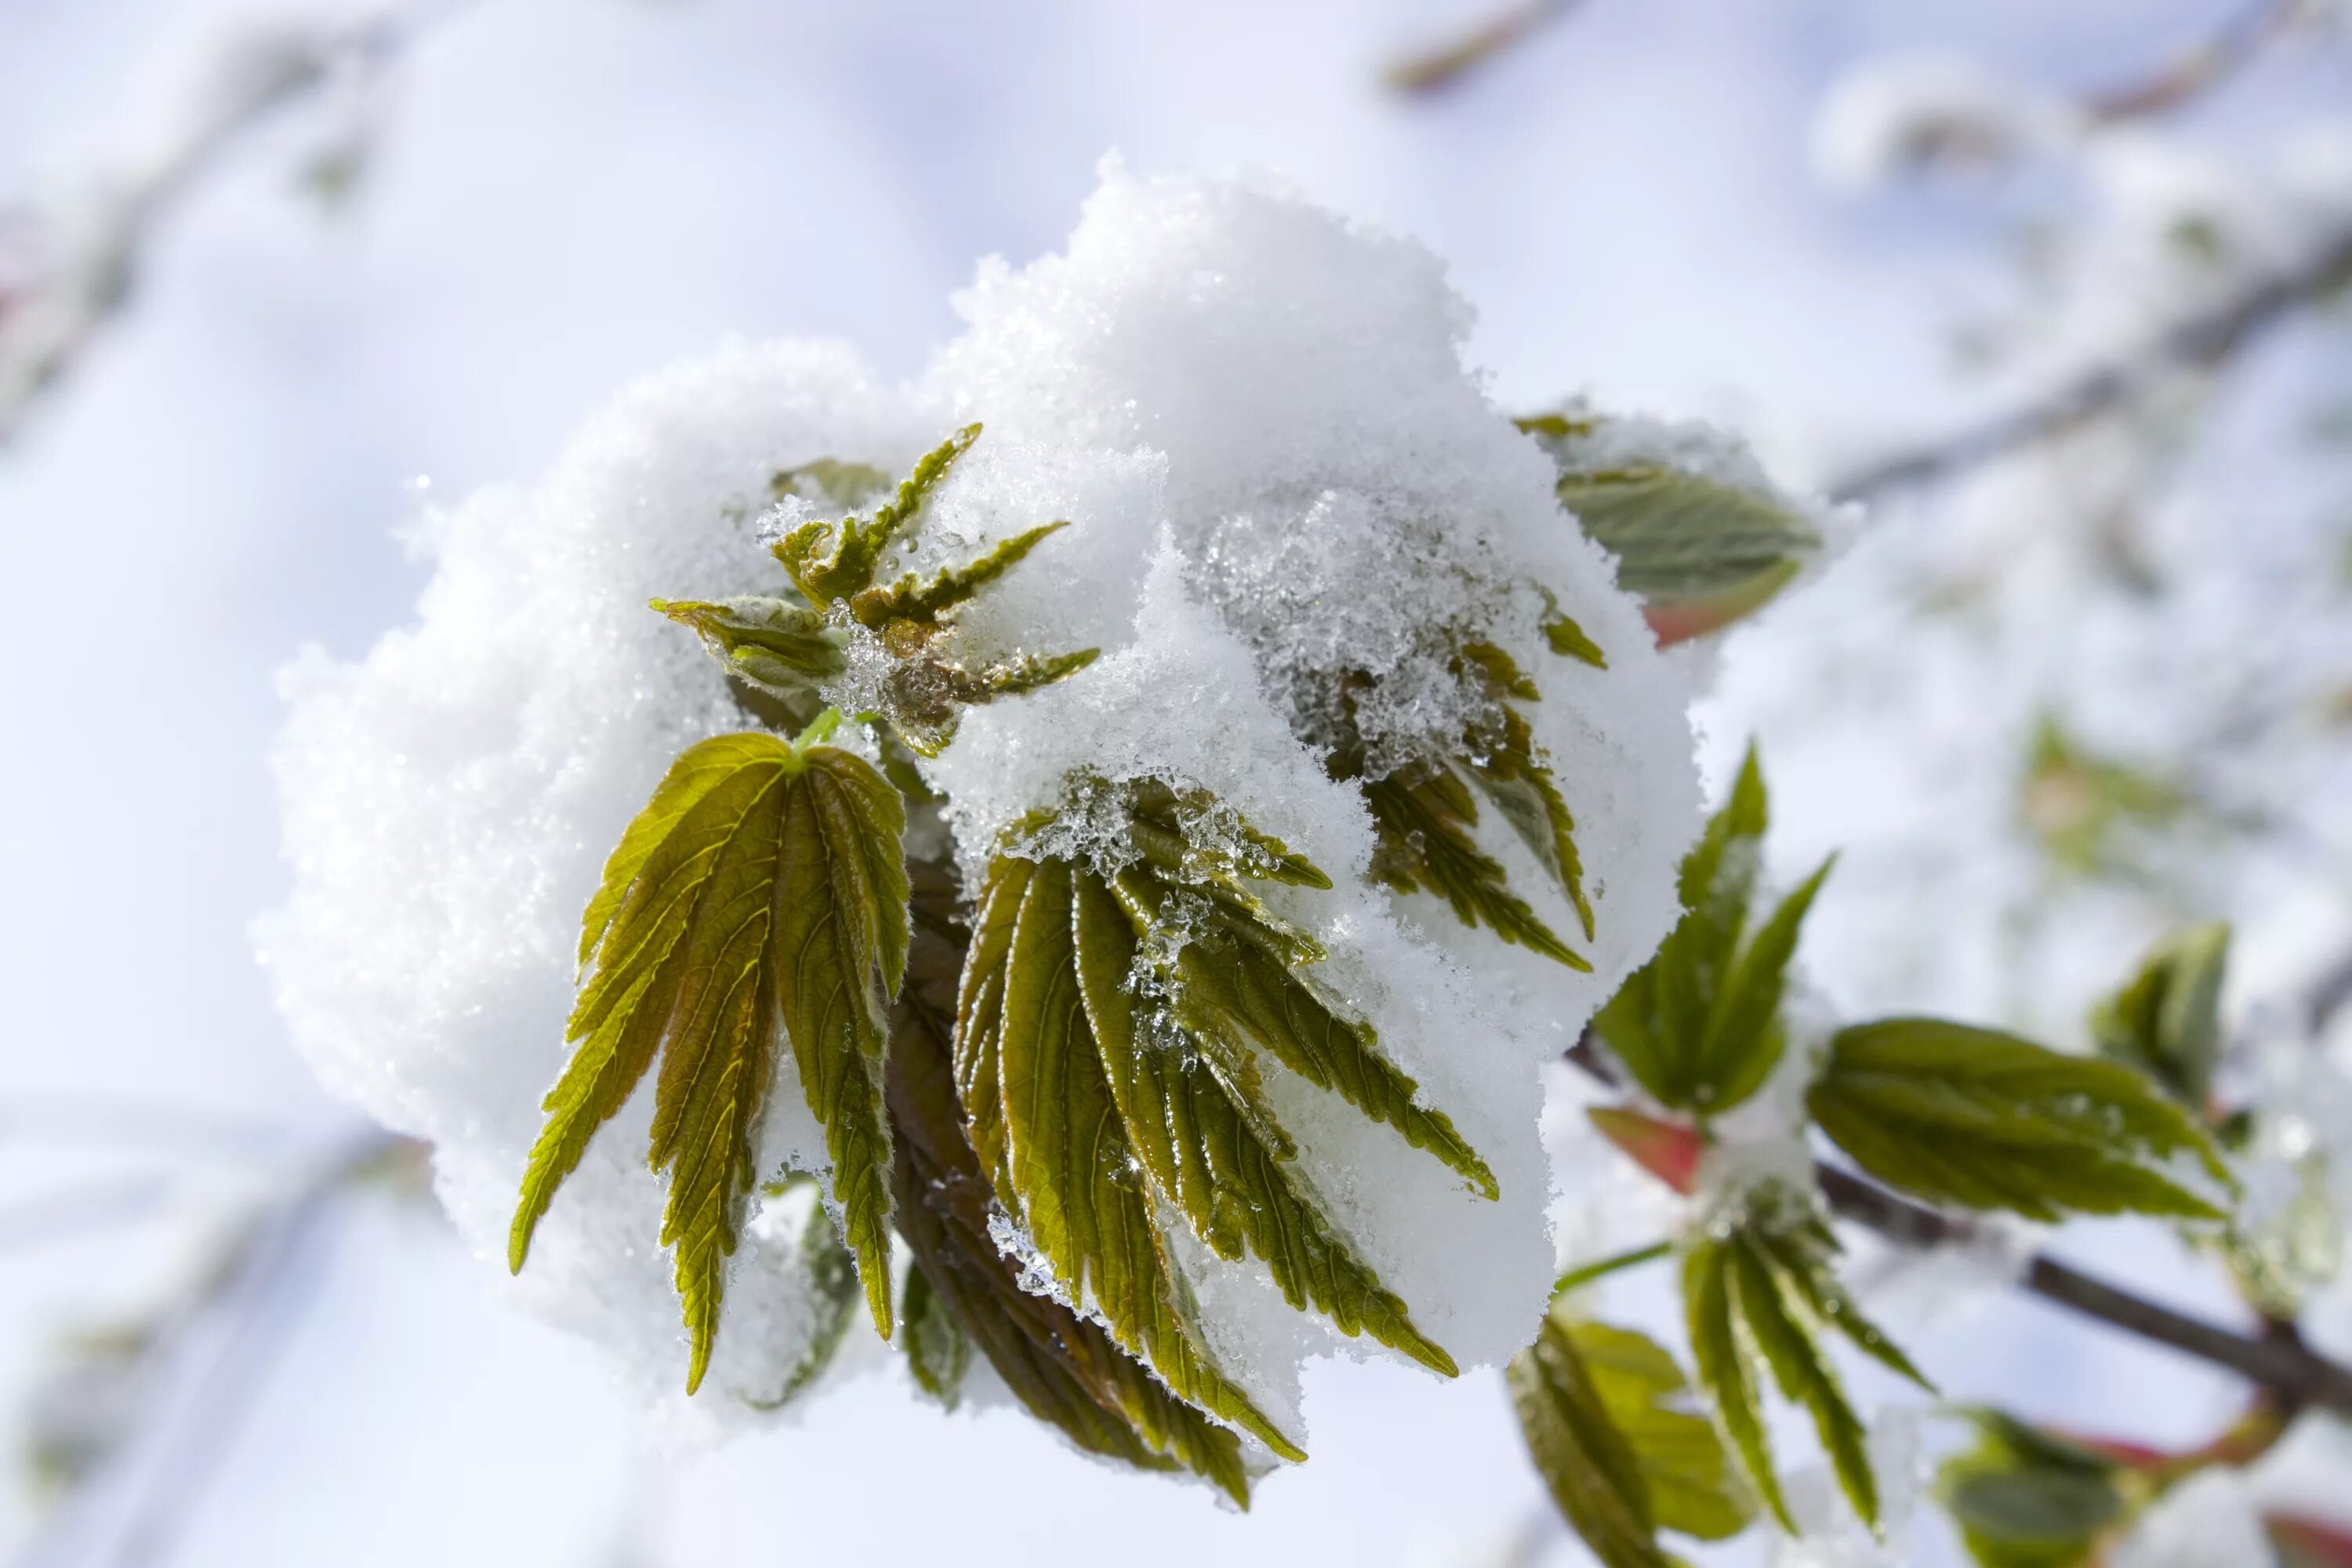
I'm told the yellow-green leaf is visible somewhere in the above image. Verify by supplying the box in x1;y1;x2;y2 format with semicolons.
654;595;844;697
772;424;979;608
1937;1410;2125;1568
1509;1308;1675;1568
509;723;910;1392
1570;1320;1752;1542
1809;1018;2232;1222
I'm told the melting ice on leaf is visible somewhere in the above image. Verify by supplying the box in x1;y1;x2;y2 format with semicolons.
1519;409;1823;646
508;713;909;1392
1807;1017;2234;1224
1509;1301;1751;1568
1682;1193;1933;1534
953;776;1486;1451
662;424;1101;757
1592;745;1831;1117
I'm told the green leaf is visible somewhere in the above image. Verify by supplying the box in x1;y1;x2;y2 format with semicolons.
1367;764;1591;970
509;723;910;1391
1809;1018;2234;1223
1570;1320;1754;1541
956;778;1479;1411
771;457;891;507
1508;1308;1675;1568
1683;1209;1933;1535
899;1263;972;1410
884;893;1261;1504
1594;745;1823;1116
1936;1410;2125;1568
772;424;979;608
849;521;1072;630
2089;924;2230;1108
1523;420;1820;646
2018;714;2187;882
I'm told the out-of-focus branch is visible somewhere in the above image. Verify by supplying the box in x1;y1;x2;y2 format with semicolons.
2085;0;2314;125
0;3;473;445
1383;0;1586;96
1828;223;2352;503
1564;1033;2352;1416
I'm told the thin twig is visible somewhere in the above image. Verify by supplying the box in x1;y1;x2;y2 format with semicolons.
1828;224;2352;503
1383;0;1585;96
2084;0;2310;125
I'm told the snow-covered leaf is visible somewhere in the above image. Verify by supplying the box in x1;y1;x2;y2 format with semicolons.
1809;1018;2232;1222
508;717;909;1389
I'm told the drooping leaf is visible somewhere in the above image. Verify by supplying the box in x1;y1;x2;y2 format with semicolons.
956;778;1477;1408
1683;1206;1932;1534
509;717;910;1391
1570;1319;1753;1542
1594;746;1826;1116
1518;414;1821;646
2089;923;2231;1109
1936;1410;2125;1568
1809;1018;2233;1223
1508;1307;1675;1568
883;877;1261;1503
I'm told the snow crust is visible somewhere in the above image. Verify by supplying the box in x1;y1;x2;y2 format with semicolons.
261;162;1699;1441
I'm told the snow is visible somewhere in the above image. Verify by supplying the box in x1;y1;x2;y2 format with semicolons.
1809;52;2080;191
261;164;1700;1449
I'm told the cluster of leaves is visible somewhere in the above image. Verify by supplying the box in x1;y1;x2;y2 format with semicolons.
1519;409;1824;647
1518;749;2242;1568
503;431;1526;1504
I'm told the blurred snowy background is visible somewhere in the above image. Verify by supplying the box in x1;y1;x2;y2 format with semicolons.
3;0;2350;1563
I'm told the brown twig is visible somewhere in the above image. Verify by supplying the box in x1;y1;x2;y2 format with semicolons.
1383;0;1585;96
2084;0;2310;125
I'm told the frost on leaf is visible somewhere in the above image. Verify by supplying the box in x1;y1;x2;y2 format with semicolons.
1592;746;1831;1117
508;717;909;1391
1683;1194;1932;1534
1342;640;1599;971
1509;1303;1751;1568
664;425;1100;757
956;777;1483;1424
1519;409;1826;646
1808;1018;2232;1224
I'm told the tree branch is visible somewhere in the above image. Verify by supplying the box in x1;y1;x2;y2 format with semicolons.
1828;223;2352;503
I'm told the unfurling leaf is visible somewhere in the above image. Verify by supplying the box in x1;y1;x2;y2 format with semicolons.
1509;1302;1752;1567
955;779;1480;1433
1593;745;1828;1116
664;426;1097;756
1808;1018;2233;1223
1351;641;1597;969
1936;1410;2125;1568
887;859;1263;1503
1684;1206;1932;1533
509;719;910;1391
1519;412;1820;646
2089;923;2230;1109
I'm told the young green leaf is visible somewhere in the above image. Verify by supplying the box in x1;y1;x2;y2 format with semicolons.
1809;1018;2233;1223
1593;745;1826;1116
772;423;980;607
2089;923;2231;1109
1508;1307;1676;1568
508;722;910;1391
898;1252;972;1409
884;898;1262;1504
1683;1207;1932;1535
653;596;845;695
1936;1410;2125;1568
